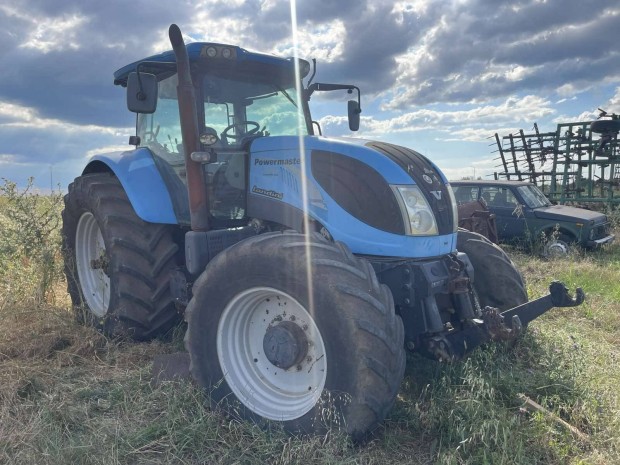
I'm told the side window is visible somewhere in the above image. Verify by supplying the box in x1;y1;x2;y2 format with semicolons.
137;74;184;165
205;102;230;134
480;187;498;205
504;188;519;207
453;185;478;204
482;186;516;207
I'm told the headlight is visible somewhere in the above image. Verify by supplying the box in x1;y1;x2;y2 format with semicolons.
391;185;438;236
446;183;459;233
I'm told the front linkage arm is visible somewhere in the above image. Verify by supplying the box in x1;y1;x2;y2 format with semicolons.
500;281;585;328
425;281;585;361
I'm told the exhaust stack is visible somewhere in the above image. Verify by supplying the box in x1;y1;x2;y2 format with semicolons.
169;24;210;231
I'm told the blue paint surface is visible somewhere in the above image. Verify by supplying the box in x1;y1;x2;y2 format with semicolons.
249;136;456;257
85;148;177;224
83;136;457;257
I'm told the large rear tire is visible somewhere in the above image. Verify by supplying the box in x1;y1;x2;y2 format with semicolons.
457;229;527;310
185;231;406;439
62;173;180;340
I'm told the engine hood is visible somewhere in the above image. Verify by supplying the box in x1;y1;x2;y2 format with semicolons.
247;135;457;257
249;135;449;186
533;205;606;223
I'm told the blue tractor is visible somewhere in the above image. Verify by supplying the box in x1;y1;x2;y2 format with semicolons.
62;24;584;438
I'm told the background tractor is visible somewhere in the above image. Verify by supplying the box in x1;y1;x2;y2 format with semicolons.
62;24;584;439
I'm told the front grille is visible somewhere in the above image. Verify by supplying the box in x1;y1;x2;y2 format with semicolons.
591;222;610;240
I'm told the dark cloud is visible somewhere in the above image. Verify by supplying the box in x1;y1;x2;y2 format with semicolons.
392;0;620;107
1;0;619;188
0;0;197;126
307;2;432;94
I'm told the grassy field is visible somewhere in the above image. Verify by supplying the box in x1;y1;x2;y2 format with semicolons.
1;180;619;465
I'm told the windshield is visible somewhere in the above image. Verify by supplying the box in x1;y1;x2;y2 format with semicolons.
202;74;308;144
517;185;552;208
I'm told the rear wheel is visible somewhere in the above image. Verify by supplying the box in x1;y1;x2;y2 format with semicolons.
457;229;527;311
185;231;406;439
62;173;180;340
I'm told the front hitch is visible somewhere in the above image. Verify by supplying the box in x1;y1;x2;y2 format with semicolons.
423;281;585;361
498;281;585;332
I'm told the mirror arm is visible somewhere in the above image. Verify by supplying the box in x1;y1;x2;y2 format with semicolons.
135;63;149;101
306;58;317;88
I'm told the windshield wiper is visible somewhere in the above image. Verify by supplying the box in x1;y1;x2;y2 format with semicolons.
274;85;298;108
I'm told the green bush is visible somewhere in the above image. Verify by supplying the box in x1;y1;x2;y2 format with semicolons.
0;178;64;307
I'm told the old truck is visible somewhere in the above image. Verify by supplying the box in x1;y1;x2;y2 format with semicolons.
452;180;615;255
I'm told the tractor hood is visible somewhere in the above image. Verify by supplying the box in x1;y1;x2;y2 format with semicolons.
533;205;606;223
248;136;457;258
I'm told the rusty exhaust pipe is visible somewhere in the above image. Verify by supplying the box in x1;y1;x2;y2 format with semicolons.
169;24;210;231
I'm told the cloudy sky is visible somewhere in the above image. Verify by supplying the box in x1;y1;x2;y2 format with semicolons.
1;0;619;190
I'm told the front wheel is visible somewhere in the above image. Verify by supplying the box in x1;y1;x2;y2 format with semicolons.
543;233;573;257
457;229;527;311
185;231;406;438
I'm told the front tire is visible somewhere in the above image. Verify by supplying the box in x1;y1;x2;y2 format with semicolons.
543;233;572;257
457;229;527;310
185;231;406;438
62;173;180;340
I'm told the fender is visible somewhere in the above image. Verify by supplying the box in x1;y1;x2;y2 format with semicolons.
83;148;178;224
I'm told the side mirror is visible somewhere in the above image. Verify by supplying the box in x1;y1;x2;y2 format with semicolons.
348;100;361;131
127;72;158;114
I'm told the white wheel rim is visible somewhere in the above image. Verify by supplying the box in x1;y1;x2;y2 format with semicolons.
75;212;110;317
217;287;327;421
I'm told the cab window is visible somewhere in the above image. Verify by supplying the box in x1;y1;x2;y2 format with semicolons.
137;74;184;168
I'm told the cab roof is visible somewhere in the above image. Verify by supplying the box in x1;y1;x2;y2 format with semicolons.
113;42;309;86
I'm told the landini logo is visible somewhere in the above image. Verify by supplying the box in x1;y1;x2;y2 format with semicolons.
252;185;284;200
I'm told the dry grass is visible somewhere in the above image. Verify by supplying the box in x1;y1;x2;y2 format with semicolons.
1;182;619;464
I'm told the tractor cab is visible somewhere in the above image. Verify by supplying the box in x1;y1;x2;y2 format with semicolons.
114;41;362;231
114;42;314;228
138;67;310;228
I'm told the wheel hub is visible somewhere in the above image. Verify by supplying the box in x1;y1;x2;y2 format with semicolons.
217;287;327;421
263;321;308;370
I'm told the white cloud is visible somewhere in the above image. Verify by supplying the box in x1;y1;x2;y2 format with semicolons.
0;101;125;135
320;95;556;143
84;145;132;159
392;1;432;18
0;153;24;166
555;83;581;97
439;155;500;181
608;87;620;112
20;13;90;53
556;96;577;104
272;20;346;63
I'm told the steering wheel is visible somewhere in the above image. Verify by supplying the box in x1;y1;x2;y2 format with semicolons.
221;121;261;142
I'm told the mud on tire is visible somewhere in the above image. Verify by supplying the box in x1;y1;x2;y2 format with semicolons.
62;173;180;340
184;231;406;439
